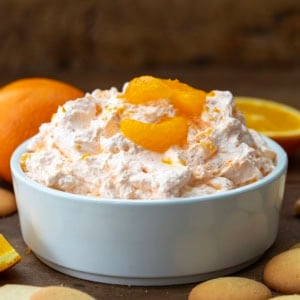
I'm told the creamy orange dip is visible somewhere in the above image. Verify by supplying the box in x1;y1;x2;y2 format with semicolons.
21;76;276;199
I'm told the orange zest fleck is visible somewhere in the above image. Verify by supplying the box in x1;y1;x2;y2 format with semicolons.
161;158;173;165
20;153;30;172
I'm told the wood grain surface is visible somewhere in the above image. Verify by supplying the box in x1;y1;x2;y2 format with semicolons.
0;67;299;299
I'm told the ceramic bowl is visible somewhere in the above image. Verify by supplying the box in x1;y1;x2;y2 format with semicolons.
11;137;287;286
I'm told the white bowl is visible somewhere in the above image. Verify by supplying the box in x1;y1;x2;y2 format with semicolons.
11;137;287;286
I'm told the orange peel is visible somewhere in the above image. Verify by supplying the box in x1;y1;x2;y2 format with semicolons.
0;77;84;182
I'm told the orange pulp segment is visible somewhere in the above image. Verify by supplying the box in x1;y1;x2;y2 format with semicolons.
0;234;21;272
119;75;171;104
171;89;206;116
235;96;300;154
119;76;206;116
120;117;188;152
163;78;206;116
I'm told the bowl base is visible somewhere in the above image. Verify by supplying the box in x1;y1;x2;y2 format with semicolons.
36;254;261;286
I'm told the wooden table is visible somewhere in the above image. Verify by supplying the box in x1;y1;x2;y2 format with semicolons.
0;67;300;299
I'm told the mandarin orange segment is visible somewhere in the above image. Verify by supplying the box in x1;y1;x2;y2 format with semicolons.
119;75;171;104
120;75;207;116
162;78;192;91
0;234;21;272
171;90;206;116
163;78;206;115
120;117;188;152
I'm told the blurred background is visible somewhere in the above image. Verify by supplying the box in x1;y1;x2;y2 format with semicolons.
0;0;299;102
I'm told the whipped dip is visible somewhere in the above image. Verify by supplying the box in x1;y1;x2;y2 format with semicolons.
21;81;276;199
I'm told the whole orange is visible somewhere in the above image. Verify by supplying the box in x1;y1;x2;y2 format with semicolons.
0;78;84;182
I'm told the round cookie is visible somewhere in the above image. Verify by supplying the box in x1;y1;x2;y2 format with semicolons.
0;188;17;216
294;198;300;216
188;276;271;300
263;248;300;294
0;284;40;299
30;286;95;300
269;296;300;299
290;243;300;250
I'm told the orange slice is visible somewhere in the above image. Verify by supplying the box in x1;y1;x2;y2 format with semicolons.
235;96;300;155
119;75;206;116
120;117;188;152
0;234;21;272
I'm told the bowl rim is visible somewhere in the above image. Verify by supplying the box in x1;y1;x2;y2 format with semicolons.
10;137;288;206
